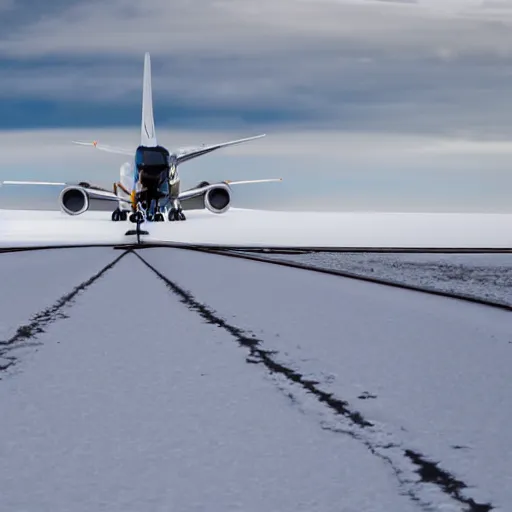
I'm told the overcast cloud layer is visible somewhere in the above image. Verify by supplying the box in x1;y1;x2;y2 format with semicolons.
1;0;512;211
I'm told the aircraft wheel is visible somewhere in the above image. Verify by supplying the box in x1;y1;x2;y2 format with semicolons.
168;209;185;221
154;212;164;222
129;212;143;223
111;209;121;221
120;210;128;221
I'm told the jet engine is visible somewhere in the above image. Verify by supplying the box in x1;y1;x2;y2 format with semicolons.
204;184;231;214
59;185;119;215
178;181;236;213
190;181;231;214
59;186;89;215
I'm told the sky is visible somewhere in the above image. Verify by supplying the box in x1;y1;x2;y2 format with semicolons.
1;0;512;211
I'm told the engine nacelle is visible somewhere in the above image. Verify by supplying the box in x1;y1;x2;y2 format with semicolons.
59;186;119;216
59;186;89;215
204;184;231;214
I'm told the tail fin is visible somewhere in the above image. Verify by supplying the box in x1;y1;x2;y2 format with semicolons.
141;52;157;147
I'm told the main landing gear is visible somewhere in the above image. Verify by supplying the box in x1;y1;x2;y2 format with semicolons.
149;212;165;222
111;208;128;221
126;208;185;223
168;208;186;221
167;198;186;222
131;211;165;222
111;201;186;224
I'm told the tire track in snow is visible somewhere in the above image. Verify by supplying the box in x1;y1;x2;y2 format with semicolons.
135;250;494;512
0;250;129;375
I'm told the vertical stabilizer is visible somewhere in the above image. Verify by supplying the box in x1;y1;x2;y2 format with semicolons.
141;52;157;147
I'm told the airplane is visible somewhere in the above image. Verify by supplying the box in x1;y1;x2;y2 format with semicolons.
1;52;281;223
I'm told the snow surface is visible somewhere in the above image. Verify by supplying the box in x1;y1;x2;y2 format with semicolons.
1;246;510;511
0;248;119;340
242;252;512;306
142;248;512;510
1;208;512;248
1;249;415;512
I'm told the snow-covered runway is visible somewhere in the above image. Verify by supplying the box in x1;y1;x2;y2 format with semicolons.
1;247;510;511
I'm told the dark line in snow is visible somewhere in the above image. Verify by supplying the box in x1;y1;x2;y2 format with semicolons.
0;243;121;254
0;251;129;372
133;253;370;424
5;244;510;255
135;251;494;512
0;359;14;371
405;450;492;512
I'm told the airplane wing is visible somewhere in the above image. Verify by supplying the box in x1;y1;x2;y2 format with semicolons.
1;180;67;186
72;140;133;156
175;134;266;164
74;187;130;203
178;177;282;201
1;180;130;203
225;178;282;186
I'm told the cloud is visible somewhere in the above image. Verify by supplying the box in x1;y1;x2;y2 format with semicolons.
1;0;511;59
1;0;512;139
0;0;14;11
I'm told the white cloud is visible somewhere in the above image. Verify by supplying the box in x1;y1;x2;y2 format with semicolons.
2;0;512;58
418;138;512;154
0;126;499;165
1;0;512;139
1;0;512;212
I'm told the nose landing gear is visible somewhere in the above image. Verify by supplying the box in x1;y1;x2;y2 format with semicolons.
125;204;149;244
129;211;144;223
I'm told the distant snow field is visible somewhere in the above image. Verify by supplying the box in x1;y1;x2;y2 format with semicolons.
249;252;512;306
1;208;512;249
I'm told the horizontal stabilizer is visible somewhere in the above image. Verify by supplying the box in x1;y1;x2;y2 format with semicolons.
72;140;133;156
176;134;266;164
